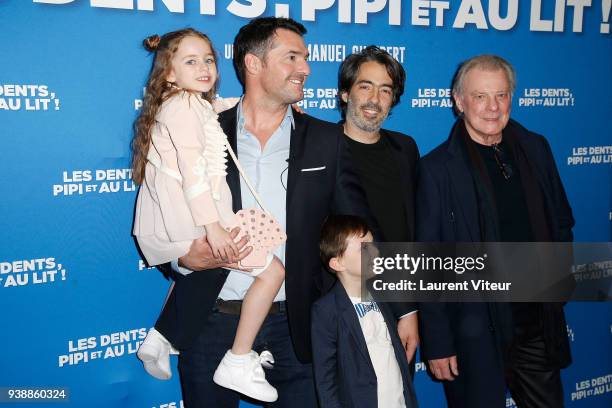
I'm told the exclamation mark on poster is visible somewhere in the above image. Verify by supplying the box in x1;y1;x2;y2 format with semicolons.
50;91;60;110
602;0;611;33
61;269;66;280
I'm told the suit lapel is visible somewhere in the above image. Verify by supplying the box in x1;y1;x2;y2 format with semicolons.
510;121;551;206
446;122;480;241
286;109;307;216
218;106;242;212
334;284;374;365
385;131;416;240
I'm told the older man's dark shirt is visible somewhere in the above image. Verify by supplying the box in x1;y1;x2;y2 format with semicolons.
474;140;540;334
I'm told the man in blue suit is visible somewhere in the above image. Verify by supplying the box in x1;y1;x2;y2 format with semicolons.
416;55;574;407
312;215;418;408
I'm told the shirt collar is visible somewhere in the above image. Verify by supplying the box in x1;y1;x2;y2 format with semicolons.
237;96;295;135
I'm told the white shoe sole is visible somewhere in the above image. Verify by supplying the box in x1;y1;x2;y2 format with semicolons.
213;368;278;402
143;361;171;380
137;344;171;380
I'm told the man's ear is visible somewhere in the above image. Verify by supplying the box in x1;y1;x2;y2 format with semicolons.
329;257;344;273
340;91;349;104
244;53;262;77
453;92;463;113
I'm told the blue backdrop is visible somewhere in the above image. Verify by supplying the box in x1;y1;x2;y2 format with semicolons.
1;1;611;407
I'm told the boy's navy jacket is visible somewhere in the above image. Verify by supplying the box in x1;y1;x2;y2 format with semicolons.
311;281;418;408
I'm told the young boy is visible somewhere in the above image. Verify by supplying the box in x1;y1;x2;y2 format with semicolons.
311;215;418;408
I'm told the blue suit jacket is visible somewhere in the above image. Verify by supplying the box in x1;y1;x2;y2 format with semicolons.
311;281;418;408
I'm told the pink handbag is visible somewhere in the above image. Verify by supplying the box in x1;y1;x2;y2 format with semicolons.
224;140;287;269
232;208;286;268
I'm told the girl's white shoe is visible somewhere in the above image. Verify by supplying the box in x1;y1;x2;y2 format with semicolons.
137;328;178;380
213;350;278;402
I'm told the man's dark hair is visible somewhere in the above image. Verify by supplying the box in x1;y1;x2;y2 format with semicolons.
338;45;406;117
319;215;370;274
233;17;307;85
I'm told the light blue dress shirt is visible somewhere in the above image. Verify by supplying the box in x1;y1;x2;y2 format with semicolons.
218;100;292;301
173;99;293;302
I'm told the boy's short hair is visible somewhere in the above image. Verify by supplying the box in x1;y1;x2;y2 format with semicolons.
319;215;370;274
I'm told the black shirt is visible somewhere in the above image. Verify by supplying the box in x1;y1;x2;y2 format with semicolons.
345;135;408;242
474;140;540;334
473;140;533;242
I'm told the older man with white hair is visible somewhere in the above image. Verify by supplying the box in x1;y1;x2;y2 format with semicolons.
416;54;574;408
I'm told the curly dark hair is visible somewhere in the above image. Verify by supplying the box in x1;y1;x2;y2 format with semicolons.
338;46;405;117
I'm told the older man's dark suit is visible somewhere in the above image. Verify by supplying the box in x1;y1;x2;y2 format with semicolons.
416;119;574;407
